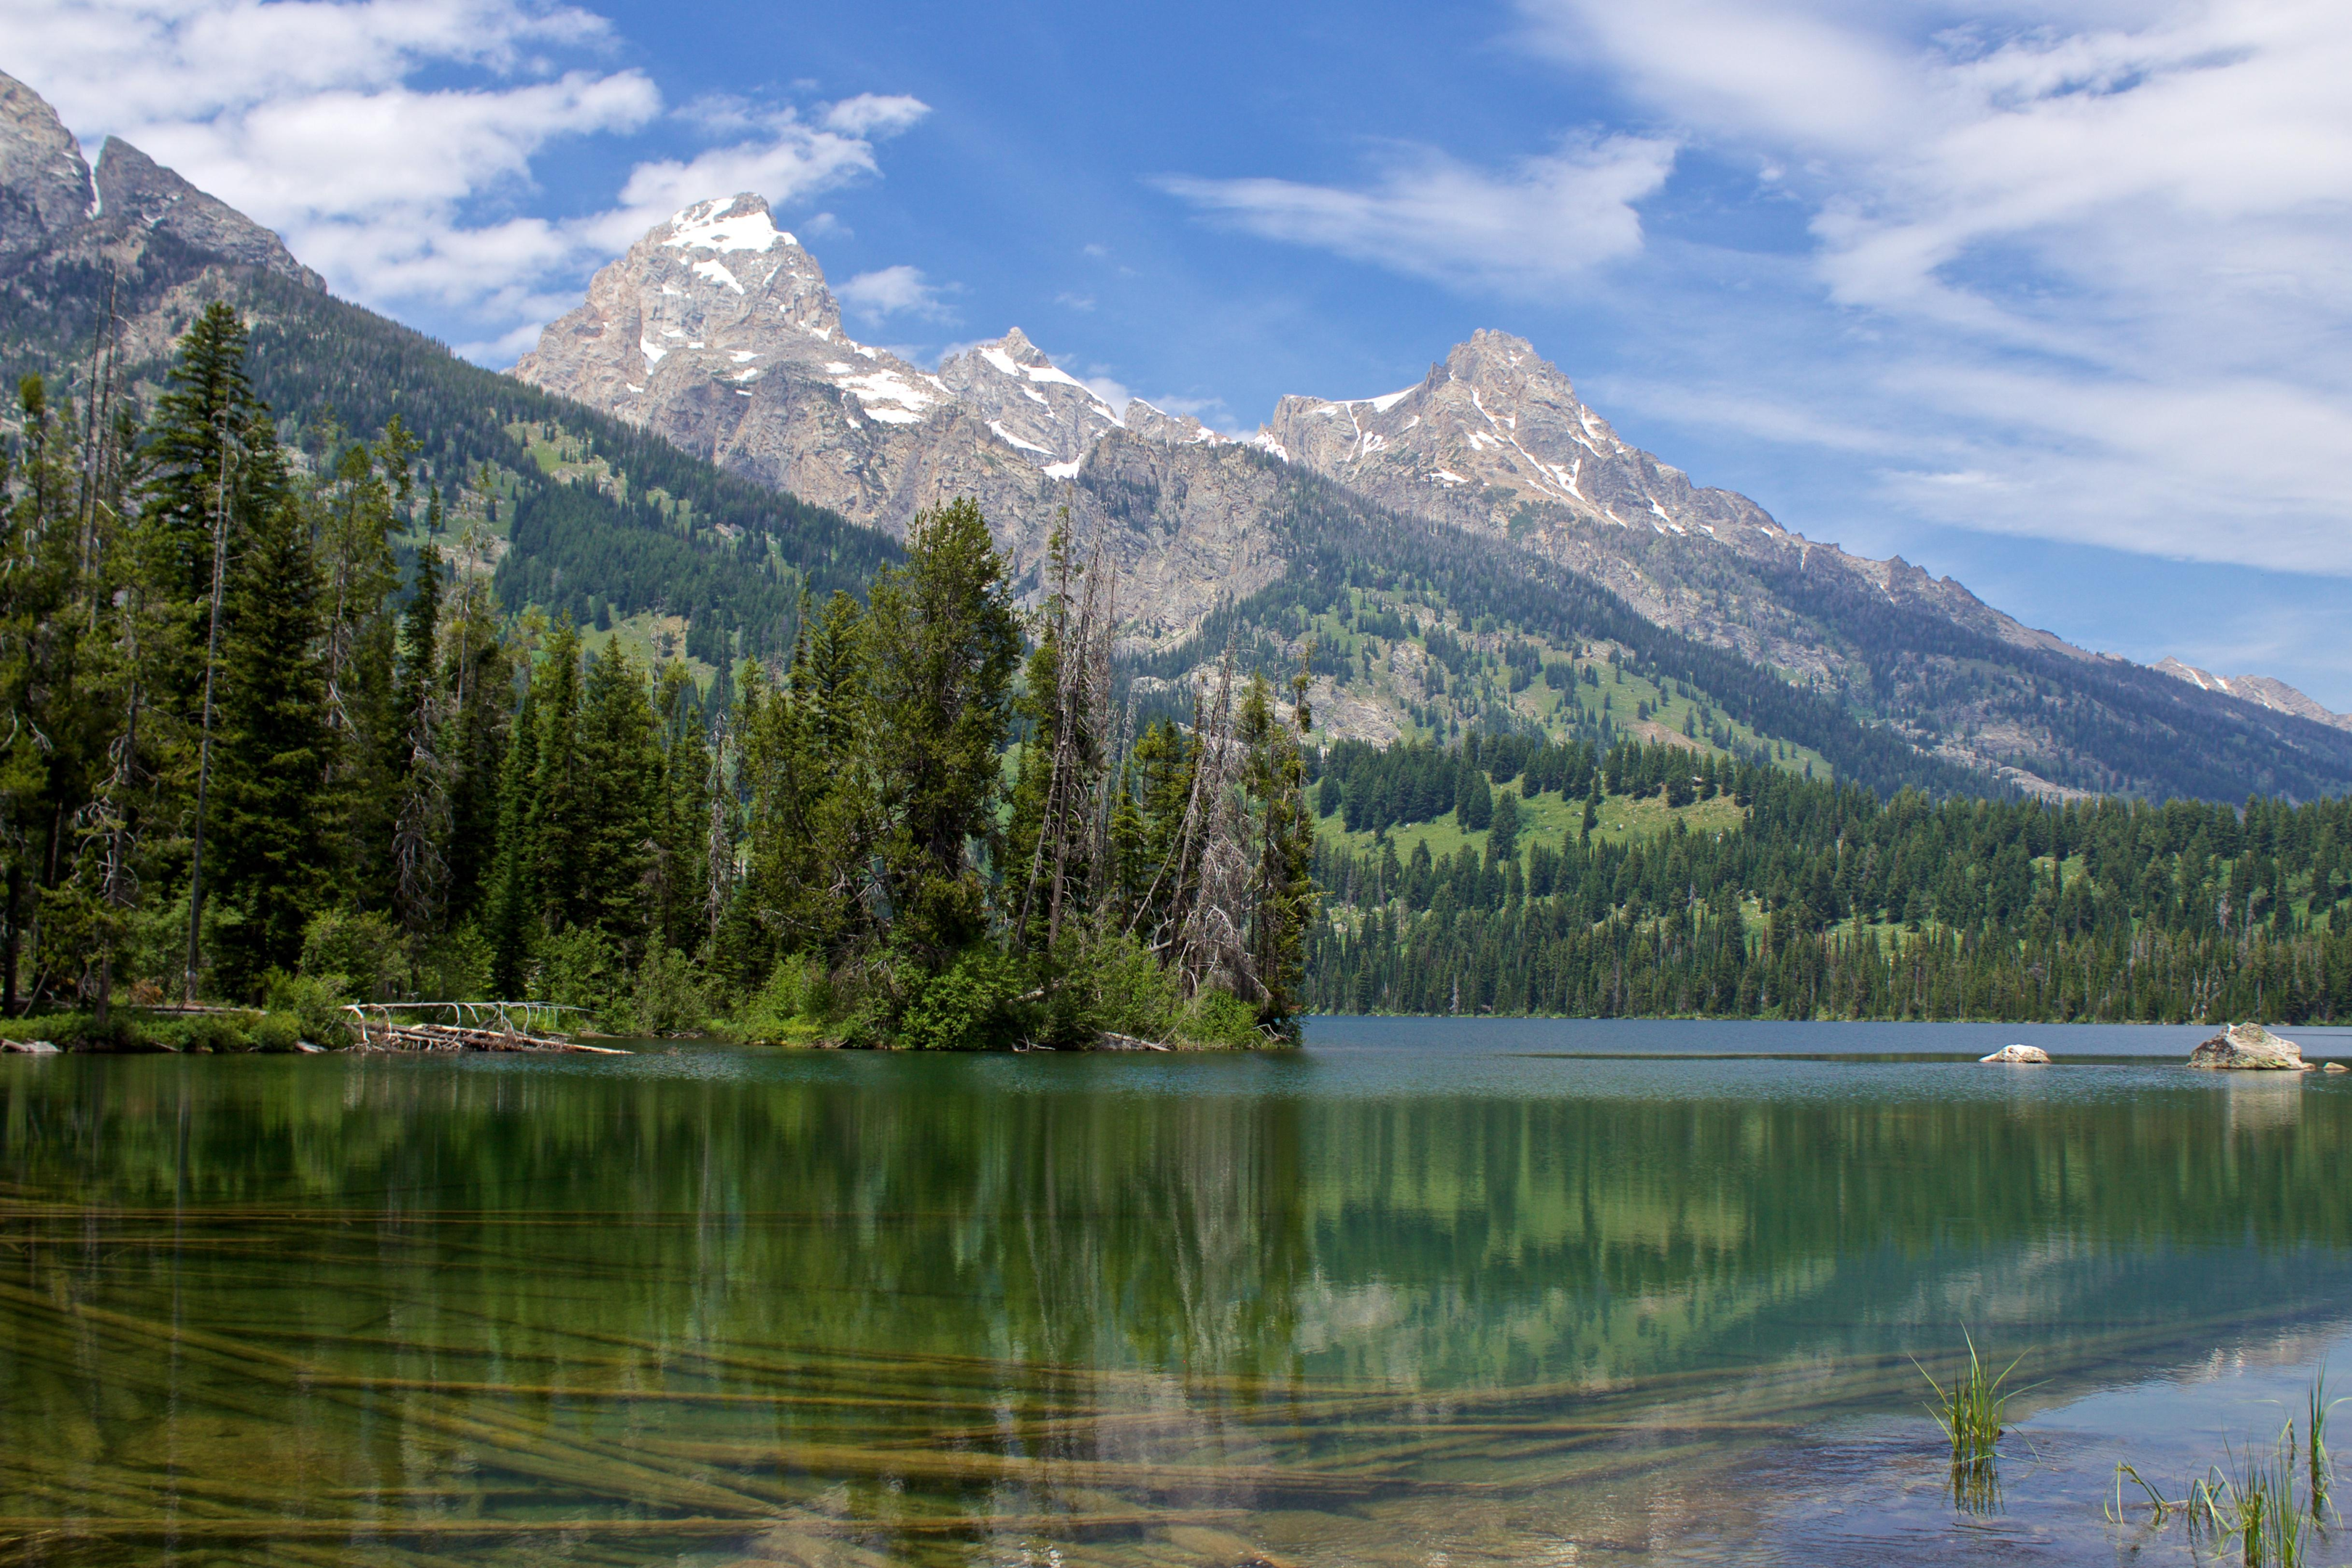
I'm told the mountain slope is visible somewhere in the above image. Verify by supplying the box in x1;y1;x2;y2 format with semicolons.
4;61;2348;807
0;75;891;678
513;194;2352;804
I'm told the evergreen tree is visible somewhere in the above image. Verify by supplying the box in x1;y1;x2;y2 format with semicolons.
863;499;1020;966
208;497;332;992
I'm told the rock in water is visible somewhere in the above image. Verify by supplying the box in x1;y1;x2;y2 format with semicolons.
2326;1061;2348;1074
2186;1022;2310;1071
1980;1044;2051;1063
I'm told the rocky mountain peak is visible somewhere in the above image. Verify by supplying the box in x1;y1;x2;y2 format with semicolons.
92;136;322;290
2155;658;2352;732
934;326;1126;470
0;69;93;250
1260;327;1755;546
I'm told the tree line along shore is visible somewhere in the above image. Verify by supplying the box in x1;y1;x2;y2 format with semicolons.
7;306;2352;1048
0;305;1313;1051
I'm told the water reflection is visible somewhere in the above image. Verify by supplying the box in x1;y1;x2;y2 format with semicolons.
0;1049;2346;1564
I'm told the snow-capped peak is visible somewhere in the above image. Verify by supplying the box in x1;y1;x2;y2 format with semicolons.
663;194;794;255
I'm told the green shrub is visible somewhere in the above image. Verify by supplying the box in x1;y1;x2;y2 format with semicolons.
896;947;1026;1051
1170;987;1264;1050
300;908;409;1003
263;972;355;1048
629;947;710;1037
1037;926;1176;1046
249;1013;303;1053
415;922;493;1002
536;925;626;1029
168;1013;256;1053
722;957;834;1045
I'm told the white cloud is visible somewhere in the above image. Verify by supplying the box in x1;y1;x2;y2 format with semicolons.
820;93;928;138
837;264;953;322
1157;134;1675;294
0;0;926;361
1514;0;2352;573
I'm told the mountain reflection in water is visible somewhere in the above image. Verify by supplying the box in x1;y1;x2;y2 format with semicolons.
1;1023;2348;1565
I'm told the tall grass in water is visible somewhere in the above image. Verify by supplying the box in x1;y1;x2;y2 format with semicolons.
2308;1373;2340;1521
2216;1427;2308;1568
1916;1330;2028;1512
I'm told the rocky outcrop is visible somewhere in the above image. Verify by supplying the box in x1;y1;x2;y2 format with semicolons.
1980;1044;2051;1063
2186;1022;2310;1071
2153;658;2352;733
0;70;91;250
510;194;1283;642
91;137;321;290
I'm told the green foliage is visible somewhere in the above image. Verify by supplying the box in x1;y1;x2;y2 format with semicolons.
300;909;407;1003
722;957;836;1045
248;1012;304;1053
1171;987;1265;1050
263;971;354;1048
536;923;624;1029
628;947;709;1037
894;946;1028;1051
1313;745;2352;1022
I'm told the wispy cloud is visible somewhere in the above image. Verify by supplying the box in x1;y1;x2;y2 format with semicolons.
0;0;927;362
1156;134;1675;294
837;264;955;322
1508;0;2352;574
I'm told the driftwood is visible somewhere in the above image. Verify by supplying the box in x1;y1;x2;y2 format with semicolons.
342;1003;627;1055
1093;1032;1172;1053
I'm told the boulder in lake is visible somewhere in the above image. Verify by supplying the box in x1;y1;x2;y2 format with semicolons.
1980;1044;2051;1063
2327;1061;2348;1074
2186;1022;2310;1071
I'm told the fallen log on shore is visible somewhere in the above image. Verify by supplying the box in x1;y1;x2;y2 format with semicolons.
343;1004;628;1055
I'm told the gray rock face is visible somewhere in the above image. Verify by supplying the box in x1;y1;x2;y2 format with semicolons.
92;137;322;290
934;327;1124;467
1980;1044;2051;1063
510;194;1280;642
2186;1022;2309;1071
2154;658;2352;733
0;70;93;250
1259;329;2075;677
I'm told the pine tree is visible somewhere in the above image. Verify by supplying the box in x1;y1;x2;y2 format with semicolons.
863;499;1020;966
208;496;332;992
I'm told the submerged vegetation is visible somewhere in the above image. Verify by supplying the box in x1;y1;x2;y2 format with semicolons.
2107;1373;2343;1567
0;306;1314;1048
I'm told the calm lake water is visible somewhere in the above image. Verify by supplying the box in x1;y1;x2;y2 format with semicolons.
4;1018;2351;1566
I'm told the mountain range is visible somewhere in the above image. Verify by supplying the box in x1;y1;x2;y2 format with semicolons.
4;65;2351;804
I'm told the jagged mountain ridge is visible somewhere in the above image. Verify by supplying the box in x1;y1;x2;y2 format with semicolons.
1;61;2347;804
2155;658;2351;733
510;193;1255;636
512;192;2352;799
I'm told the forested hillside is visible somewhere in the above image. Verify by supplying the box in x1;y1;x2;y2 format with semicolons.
1304;735;2352;1023
0;227;897;685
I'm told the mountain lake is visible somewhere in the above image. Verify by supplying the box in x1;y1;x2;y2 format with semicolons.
2;1017;2349;1566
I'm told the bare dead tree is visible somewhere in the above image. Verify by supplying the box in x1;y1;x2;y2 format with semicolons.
704;710;733;948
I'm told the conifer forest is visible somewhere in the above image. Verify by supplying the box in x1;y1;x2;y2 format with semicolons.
6;306;2352;1043
0;305;1315;1048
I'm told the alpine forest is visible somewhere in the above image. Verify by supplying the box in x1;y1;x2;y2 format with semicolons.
0;305;1318;1050
8;306;2352;1047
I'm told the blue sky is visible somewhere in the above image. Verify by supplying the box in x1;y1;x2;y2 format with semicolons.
11;0;2352;707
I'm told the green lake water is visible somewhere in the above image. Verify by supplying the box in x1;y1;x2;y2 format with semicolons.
4;1018;2351;1566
